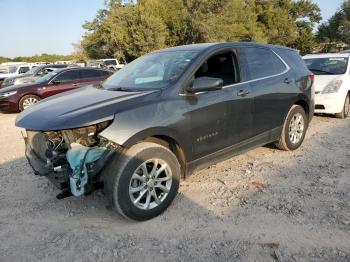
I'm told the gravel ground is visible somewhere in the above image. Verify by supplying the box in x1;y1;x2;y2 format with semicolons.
0;113;349;262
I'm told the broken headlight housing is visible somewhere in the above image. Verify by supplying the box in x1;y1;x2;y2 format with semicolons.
60;121;111;148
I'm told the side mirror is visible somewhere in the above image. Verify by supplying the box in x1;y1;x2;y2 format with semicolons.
51;80;61;85
186;77;223;94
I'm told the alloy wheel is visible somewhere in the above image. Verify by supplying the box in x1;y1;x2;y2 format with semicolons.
22;97;39;110
288;112;304;144
129;158;172;210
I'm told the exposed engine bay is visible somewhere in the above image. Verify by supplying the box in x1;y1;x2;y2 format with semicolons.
24;121;118;199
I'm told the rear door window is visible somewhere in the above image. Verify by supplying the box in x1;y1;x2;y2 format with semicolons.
239;47;286;81
54;70;81;83
81;69;102;79
81;69;110;79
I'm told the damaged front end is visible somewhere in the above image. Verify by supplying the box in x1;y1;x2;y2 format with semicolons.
24;121;120;199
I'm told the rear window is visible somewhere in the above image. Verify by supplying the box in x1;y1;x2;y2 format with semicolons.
239;47;286;81
303;57;348;75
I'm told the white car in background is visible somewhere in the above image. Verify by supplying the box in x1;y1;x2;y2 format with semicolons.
0;64;34;86
303;53;350;118
96;58;125;71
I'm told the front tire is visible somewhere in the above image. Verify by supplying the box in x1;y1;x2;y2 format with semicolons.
335;94;350;119
104;142;181;221
276;105;308;151
19;95;40;111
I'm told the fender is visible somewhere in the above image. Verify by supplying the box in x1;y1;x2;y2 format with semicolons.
99;112;191;157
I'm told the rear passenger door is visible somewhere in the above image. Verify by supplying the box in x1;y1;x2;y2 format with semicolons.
238;47;291;137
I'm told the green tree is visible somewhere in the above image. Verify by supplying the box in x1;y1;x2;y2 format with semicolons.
317;1;350;51
80;0;321;59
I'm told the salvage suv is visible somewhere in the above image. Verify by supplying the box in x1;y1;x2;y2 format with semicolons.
16;43;314;221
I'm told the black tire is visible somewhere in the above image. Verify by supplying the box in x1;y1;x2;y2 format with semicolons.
276;105;308;151
19;95;40;111
103;142;181;221
335;94;350;119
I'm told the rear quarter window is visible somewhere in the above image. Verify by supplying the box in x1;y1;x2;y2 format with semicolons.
276;49;308;74
239;47;286;81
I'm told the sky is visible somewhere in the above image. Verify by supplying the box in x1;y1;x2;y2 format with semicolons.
0;0;345;58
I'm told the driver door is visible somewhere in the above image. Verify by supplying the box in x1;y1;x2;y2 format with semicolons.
42;69;82;98
185;49;253;160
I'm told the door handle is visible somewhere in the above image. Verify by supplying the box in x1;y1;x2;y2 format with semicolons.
237;90;250;97
284;78;293;84
72;83;80;87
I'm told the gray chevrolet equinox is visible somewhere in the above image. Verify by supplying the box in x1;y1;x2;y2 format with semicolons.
16;42;314;221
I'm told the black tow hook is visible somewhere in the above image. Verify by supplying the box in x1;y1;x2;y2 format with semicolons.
56;190;72;200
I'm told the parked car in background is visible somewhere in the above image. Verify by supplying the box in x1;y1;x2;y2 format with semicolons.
96;58;125;71
2;64;68;88
0;64;34;86
303;53;350;118
0;67;112;112
16;42;314;221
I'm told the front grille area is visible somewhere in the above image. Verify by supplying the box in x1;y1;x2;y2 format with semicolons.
26;131;50;161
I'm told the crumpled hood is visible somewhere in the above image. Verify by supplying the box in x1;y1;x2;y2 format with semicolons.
314;75;343;92
16;85;158;131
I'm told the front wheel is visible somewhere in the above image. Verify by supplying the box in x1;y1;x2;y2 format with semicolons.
104;142;181;221
276;105;308;151
19;95;40;111
335;94;350;119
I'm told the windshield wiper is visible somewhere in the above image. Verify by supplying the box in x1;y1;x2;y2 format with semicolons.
309;68;336;75
106;87;130;92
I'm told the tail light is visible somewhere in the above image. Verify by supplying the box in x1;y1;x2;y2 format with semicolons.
309;72;314;82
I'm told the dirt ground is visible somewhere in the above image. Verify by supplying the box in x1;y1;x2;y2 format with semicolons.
0;113;349;262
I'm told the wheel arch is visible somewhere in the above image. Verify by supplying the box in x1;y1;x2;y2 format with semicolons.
294;99;310;119
100;127;189;178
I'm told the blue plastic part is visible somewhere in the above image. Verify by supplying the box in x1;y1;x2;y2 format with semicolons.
66;143;107;196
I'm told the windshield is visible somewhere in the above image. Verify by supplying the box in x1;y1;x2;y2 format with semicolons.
26;66;43;75
35;71;58;84
304;57;349;75
102;51;199;91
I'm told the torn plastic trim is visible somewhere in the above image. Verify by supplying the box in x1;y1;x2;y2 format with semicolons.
66;143;109;196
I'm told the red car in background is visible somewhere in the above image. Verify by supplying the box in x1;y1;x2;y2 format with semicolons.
0;67;112;113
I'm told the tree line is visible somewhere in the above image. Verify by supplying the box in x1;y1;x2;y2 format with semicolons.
0;54;74;64
80;0;322;61
317;0;350;52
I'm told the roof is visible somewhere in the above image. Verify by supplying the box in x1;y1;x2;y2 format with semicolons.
303;53;350;59
153;42;296;53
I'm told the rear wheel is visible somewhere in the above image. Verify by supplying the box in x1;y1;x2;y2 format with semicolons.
104;142;181;221
19;95;40;111
276;105;308;151
335;94;350;119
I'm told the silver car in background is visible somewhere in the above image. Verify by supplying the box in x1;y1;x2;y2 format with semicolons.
1;64;67;88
